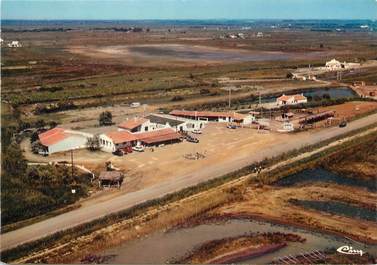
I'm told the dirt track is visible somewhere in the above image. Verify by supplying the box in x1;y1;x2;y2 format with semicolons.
1;113;377;252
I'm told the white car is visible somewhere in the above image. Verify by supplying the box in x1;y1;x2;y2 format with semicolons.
132;145;145;152
192;129;202;134
130;102;141;108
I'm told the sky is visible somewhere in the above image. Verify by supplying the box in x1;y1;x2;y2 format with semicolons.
1;0;377;20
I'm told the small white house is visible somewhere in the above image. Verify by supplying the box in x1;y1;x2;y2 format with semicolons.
118;117;154;133
8;41;22;48
277;94;308;106
325;59;343;71
256;32;264;38
99;131;137;153
38;128;93;155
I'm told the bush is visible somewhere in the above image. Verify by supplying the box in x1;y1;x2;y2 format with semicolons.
171;95;184;102
99;111;113;126
87;136;101;151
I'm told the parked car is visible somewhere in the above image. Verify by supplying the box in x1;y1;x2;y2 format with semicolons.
187;136;199;143
227;124;237;129
38;150;49;156
339;120;347;128
192;129;202;134
132;145;145;152
113;149;125;156
130;102;141;108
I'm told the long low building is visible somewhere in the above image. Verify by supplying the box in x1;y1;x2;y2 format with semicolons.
39;127;93;155
169;110;246;123
118;114;206;133
99;128;182;152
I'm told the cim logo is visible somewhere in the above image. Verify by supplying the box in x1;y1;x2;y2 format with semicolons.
337;245;364;256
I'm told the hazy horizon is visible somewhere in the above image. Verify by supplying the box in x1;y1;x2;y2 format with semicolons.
2;0;377;20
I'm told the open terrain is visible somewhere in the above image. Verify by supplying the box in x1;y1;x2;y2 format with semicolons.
2;20;377;264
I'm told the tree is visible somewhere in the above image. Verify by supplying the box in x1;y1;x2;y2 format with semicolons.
86;135;101;151
99;111;113;126
49;121;58;129
35;119;46;129
286;72;294;79
2;143;27;177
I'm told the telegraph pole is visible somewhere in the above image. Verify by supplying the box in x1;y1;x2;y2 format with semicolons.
71;149;74;179
228;87;231;109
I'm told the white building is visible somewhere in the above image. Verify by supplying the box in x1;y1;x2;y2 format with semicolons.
325;59;360;71
8;41;22;48
276;94;308;106
118;117;155;133
256;32;264;38
146;113;206;132
39;128;93;155
325;59;343;71
99;131;137;153
118;114;207;133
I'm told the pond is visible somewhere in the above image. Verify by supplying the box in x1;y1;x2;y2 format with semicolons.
290;200;377;222
275;168;376;192
100;219;377;264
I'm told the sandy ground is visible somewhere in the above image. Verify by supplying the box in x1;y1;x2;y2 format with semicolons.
20;101;377;204
4;113;377;252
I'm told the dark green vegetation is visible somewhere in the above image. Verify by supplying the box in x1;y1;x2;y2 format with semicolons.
99;111;113;126
1;105;93;227
1;143;92;226
2;123;375;263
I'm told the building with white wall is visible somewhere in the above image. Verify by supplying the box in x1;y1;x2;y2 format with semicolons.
99;131;137;153
38;128;93;155
276;94;307;106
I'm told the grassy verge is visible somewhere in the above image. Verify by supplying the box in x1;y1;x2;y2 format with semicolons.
2;122;377;262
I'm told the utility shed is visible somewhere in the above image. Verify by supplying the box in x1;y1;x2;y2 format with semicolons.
98;171;124;188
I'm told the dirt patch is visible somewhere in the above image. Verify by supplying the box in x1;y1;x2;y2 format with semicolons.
68;44;331;67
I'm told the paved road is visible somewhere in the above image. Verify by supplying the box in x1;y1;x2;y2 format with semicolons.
1;113;377;252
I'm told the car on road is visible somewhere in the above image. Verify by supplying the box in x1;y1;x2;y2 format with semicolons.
192;129;202;134
132;145;145;152
227;124;237;129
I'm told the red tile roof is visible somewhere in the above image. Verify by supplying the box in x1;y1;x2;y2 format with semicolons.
293;94;307;101
118;118;148;130
105;131;138;144
135;128;177;140
39;128;68;146
134;128;181;144
169;110;245;120
277;94;307;102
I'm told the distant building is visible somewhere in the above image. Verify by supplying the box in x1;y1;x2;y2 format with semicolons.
277;94;308;106
38;128;93;155
325;59;360;71
170;110;246;123
7;41;22;48
325;59;343;71
256;32;264;38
